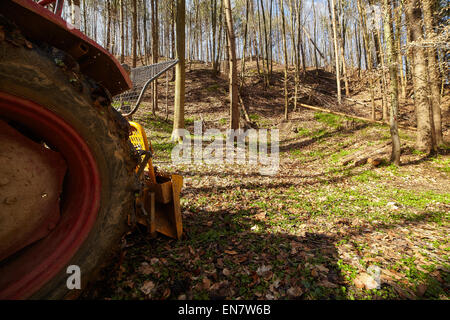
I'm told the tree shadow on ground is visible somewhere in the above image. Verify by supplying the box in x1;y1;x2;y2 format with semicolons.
82;211;346;300
180;169;363;196
279;122;369;153
82;197;448;300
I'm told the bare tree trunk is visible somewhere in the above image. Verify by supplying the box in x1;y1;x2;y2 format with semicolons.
313;0;319;72
82;0;87;35
224;0;239;130
405;0;435;153
256;1;264;76
337;0;349;96
268;0;273;75
106;0;111;51
215;0;224;75
151;0;159;114
240;0;250;89
170;0;176;80
251;4;261;76
111;4;116;55
131;0;137;68
211;0;218;73
279;0;289;120
330;0;341;104
171;0;186;142
289;0;300;112
297;0;305;76
422;0;443;146
143;0;148;64
356;24;362;77
259;0;270;87
383;0;401;165
120;0;125;63
394;0;407;100
357;0;375;119
376;27;389;122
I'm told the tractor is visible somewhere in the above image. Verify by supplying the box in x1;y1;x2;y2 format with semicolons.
0;0;182;299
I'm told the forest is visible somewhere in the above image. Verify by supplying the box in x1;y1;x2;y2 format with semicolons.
56;0;449;300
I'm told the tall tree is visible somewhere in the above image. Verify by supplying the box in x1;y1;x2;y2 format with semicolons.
131;0;137;68
357;0;376;120
106;0;111;51
211;0;218;73
382;0;401;165
259;0;270;87
422;0;443;146
330;0;341;104
143;0;148;64
279;0;289;120
172;0;186;142
151;0;159;114
171;0;176;80
394;0;407;100
240;0;250;88
119;0;125;63
337;0;350;96
405;0;435;153
224;0;240;130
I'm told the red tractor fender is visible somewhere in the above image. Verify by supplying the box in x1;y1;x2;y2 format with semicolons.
0;0;132;96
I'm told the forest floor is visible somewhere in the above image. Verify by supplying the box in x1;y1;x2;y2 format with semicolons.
84;62;449;300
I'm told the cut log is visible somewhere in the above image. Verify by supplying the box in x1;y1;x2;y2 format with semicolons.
339;141;391;167
367;158;383;167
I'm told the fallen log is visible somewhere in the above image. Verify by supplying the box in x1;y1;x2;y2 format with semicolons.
339;141;391;167
344;97;368;106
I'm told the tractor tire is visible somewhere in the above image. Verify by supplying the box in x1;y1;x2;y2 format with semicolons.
0;22;137;299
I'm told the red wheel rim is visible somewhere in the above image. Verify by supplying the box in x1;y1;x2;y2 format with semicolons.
0;91;101;299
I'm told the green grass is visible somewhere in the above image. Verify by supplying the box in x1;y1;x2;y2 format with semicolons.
111;100;132;110
185;117;195;125
430;155;450;173
330;149;351;164
438;166;450;173
140;115;173;134
412;149;427;156
352;170;380;182
314;112;343;129
312;128;329;140
152;141;174;153
296;128;312;137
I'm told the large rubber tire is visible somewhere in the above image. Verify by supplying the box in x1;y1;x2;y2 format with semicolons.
0;24;137;299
